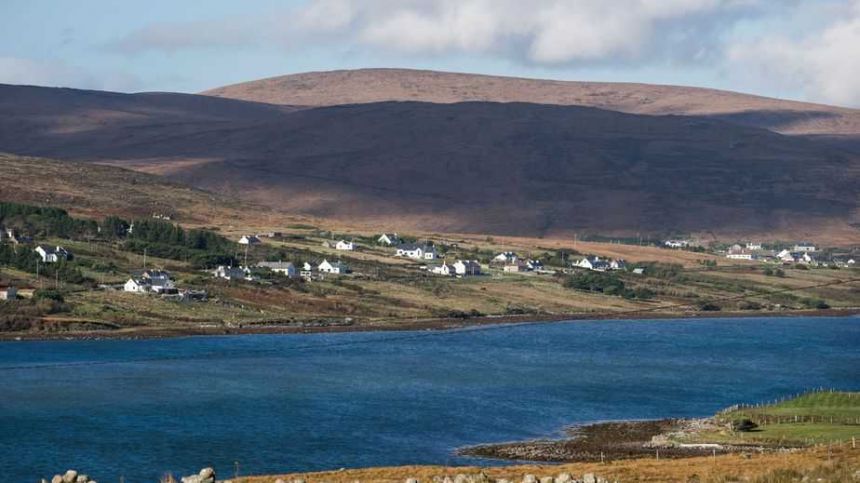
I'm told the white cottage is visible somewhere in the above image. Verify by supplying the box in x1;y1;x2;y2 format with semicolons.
396;243;437;260
319;259;348;274
335;240;355;251
35;245;71;263
454;260;481;276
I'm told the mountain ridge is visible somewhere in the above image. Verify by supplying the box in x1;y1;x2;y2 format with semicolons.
202;68;860;138
0;82;856;241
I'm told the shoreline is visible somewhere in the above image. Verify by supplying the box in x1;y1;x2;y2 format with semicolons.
1;307;857;342
457;418;777;464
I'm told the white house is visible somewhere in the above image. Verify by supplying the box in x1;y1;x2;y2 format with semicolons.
124;278;150;293
0;285;17;301
503;261;527;273
257;261;298;278
493;252;518;264
300;261;316;281
396;243;437;260
125;270;176;293
609;259;627;270
664;240;689;249
335;240;355;251
776;249;795;263
238;235;261;245
746;242;763;250
727;245;754;260
319;259;348;274
377;233;401;246
576;256;611;271
431;262;455;276
526;259;544;271
453;260;481;276
213;265;252;281
35;245;71;263
793;242;816;252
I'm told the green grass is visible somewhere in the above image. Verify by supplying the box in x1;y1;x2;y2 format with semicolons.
701;391;860;445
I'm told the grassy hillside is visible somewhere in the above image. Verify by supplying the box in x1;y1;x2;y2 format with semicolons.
0;154;257;224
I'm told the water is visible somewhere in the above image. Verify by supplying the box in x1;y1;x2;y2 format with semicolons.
1;316;858;482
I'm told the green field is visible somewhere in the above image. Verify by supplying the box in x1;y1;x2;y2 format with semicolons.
704;391;860;445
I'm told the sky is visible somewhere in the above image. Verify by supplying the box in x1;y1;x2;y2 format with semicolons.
1;0;859;107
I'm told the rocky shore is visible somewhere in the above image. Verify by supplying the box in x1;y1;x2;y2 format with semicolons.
459;419;746;463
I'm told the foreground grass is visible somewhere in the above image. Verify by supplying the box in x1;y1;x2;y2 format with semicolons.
236;446;859;483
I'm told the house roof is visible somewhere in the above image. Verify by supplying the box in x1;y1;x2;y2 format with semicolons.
397;243;434;251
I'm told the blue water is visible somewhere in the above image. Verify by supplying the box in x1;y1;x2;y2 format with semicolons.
1;317;858;482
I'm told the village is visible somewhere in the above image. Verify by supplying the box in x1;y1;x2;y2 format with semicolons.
1;201;858;335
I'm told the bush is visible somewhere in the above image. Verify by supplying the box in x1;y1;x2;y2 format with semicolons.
699;302;721;311
738;301;762;310
33;288;64;303
732;418;758;432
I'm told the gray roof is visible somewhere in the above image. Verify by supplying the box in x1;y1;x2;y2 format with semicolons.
257;261;295;269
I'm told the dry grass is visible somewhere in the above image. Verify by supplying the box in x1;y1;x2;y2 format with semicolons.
237;445;859;483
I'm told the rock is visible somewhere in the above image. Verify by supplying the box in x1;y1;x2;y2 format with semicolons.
540;477;554;483
406;478;420;483
442;477;454;483
474;473;491;483
63;470;78;483
180;477;201;483
274;479;285;483
76;475;89;483
555;474;572;483
496;479;511;483
293;479;306;483
583;474;596;483
198;467;215;479
51;476;63;483
454;475;469;483
522;475;538;483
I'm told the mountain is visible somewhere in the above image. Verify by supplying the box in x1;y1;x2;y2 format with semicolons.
1;82;857;241
202;68;860;138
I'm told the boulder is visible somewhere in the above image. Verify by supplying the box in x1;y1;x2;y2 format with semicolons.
62;470;78;483
51;476;63;483
522;475;537;483
406;479;420;483
76;475;89;483
555;474;572;483
583;474;596;483
274;479;285;483
540;477;554;483
454;475;469;483
180;477;201;483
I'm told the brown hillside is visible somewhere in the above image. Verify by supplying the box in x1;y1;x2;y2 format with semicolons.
0;84;856;241
202;68;860;137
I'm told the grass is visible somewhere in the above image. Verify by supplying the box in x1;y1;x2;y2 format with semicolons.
236;446;860;483
678;391;860;446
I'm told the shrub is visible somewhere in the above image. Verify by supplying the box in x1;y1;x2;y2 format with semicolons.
738;301;762;310
732;418;758;432
33;288;64;303
699;302;721;311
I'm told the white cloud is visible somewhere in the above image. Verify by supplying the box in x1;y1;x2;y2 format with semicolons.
727;0;860;106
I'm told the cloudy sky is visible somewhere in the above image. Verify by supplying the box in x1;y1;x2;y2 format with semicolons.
2;0;859;106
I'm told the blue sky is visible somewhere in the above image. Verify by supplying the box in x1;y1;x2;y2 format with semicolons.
2;0;859;106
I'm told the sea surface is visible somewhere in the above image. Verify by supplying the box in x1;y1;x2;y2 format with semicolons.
1;316;858;482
